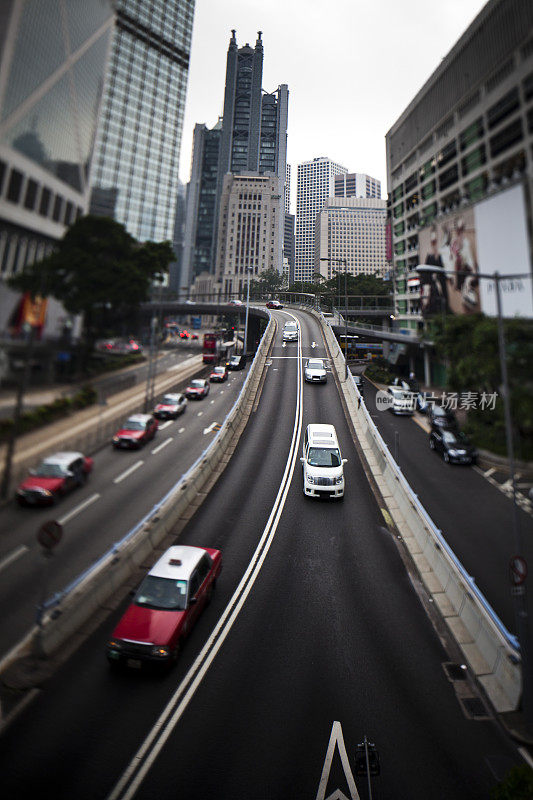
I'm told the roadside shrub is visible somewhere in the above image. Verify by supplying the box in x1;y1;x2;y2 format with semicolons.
0;384;97;443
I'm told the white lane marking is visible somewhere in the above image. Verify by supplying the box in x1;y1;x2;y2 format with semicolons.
113;461;144;484
108;310;304;800
0;545;29;574
151;437;173;455
58;493;100;525
203;422;217;435
210;400;215;404
316;721;360;800
197;411;203;417
158;421;172;430
519;746;533;769
483;467;496;477
178;427;185;433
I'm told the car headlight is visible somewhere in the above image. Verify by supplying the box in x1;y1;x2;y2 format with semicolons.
335;475;344;484
107;639;123;650
151;645;170;657
448;449;459;457
307;475;315;485
112;436;119;443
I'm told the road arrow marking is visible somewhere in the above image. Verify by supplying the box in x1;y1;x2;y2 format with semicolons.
316;721;360;800
311;341;316;348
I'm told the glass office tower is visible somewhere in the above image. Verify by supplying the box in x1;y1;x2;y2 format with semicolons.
90;0;195;242
0;0;114;279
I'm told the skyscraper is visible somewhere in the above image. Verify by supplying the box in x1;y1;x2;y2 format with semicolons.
0;0;115;280
184;30;288;296
334;172;381;199
90;0;195;242
315;197;387;279
214;32;288;258
295;156;347;283
180;120;221;291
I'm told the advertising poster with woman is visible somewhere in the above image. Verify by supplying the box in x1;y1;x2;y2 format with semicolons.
419;208;480;317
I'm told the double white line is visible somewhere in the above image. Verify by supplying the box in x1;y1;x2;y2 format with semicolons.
108;316;304;800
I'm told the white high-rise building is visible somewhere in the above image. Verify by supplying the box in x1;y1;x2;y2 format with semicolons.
334;172;381;199
315;197;388;279
295;156;347;283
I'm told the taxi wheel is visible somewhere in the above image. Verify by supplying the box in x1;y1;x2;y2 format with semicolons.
172;641;182;663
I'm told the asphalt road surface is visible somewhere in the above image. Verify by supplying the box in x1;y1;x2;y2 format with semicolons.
0;310;525;799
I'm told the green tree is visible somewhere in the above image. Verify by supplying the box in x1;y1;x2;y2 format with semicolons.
434;314;533;459
249;268;286;298
9;215;174;351
490;764;533;799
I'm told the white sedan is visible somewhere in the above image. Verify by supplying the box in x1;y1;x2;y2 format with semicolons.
304;358;327;383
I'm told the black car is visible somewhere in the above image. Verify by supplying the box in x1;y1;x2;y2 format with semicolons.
353;375;364;398
428;404;458;430
227;354;246;370
429;428;477;464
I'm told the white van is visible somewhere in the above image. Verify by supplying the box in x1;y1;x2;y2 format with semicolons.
300;423;347;499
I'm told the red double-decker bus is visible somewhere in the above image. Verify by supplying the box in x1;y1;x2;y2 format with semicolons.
202;332;225;364
203;332;236;364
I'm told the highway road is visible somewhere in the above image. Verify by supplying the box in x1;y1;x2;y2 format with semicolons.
358;375;533;642
0;309;525;799
0;353;250;657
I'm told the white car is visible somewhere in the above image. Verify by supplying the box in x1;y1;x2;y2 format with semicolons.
300;424;346;500
304;358;327;383
387;387;415;415
282;322;298;342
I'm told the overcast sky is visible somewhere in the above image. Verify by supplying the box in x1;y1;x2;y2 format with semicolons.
178;0;488;209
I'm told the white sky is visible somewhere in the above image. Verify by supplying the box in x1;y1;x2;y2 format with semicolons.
179;0;488;210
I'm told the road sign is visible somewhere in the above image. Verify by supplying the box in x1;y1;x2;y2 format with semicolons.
37;520;63;550
509;556;527;586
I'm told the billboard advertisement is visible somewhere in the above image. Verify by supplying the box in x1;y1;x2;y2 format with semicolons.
418;184;533;318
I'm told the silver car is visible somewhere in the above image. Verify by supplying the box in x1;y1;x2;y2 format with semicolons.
304;358;327;383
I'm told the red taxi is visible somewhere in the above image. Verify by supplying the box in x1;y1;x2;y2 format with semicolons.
16;451;93;506
112;413;158;448
209;365;228;382
107;545;222;668
185;378;210;399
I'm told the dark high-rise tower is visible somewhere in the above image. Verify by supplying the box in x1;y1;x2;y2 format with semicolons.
182;31;288;291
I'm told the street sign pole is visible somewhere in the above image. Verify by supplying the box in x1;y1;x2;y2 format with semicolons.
34;520;63;656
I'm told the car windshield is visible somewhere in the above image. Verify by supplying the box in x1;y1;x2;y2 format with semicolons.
443;430;468;445
307;447;342;467
230;357;239;364
307;360;323;369
125;419;144;431
214;367;224;373
190;380;203;388
162;395;178;404
35;462;67;478
134;576;188;611
285;324;297;331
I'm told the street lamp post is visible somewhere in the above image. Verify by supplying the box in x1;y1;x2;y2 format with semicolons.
243;267;252;355
321;257;349;379
416;263;533;733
